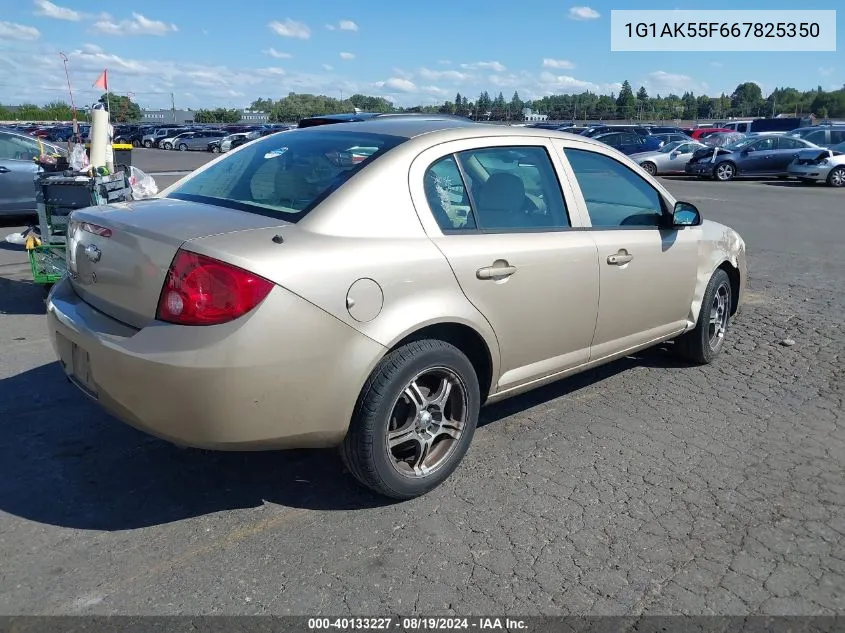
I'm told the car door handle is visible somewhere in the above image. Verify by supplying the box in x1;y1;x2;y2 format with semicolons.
607;252;633;265
476;263;517;280
0;166;10;173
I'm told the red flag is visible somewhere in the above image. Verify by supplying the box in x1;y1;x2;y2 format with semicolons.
93;69;108;91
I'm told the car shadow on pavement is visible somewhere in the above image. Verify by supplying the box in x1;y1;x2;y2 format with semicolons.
762;181;820;188
479;344;686;426
0;347;688;531
0;277;47;316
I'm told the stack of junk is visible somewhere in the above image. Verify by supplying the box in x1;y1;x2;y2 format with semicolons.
5;105;160;286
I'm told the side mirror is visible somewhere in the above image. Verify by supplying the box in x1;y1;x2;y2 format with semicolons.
672;201;701;227
670;151;681;157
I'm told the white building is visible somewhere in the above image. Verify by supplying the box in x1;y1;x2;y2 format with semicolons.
522;107;548;122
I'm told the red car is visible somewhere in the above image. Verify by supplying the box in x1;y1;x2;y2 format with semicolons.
690;127;732;140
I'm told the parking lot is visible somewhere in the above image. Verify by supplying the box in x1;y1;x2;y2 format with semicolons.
0;150;843;615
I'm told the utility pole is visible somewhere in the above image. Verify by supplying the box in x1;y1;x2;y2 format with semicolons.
171;92;176;122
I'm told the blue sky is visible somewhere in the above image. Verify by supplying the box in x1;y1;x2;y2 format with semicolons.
0;0;841;110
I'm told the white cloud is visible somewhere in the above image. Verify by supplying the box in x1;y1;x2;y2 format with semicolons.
264;48;293;59
93;13;177;36
375;77;417;93
641;70;707;95
537;71;621;95
257;67;286;76
339;52;355;60
569;6;600;20
326;19;358;31
419;67;472;82
0;21;40;40
33;0;81;21
81;43;103;53
542;58;575;70
819;67;835;77
323;64;334;71
268;18;311;39
460;61;506;72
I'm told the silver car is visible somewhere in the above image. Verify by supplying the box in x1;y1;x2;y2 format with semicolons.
787;141;845;187
0;129;66;216
630;140;707;176
172;130;227;151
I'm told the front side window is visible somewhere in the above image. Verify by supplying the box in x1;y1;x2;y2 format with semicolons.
751;137;776;151
564;148;665;228
169;130;405;222
423;146;571;232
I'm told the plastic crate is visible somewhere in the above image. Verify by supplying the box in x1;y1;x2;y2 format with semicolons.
28;244;67;284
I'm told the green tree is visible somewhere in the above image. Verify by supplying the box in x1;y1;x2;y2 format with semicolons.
730;82;764;117
636;86;649;102
509;91;523;120
616;80;636;117
98;93;141;122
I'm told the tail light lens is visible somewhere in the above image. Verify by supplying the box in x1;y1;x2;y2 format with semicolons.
156;250;273;326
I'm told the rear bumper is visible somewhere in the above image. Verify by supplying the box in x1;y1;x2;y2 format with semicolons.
46;278;386;450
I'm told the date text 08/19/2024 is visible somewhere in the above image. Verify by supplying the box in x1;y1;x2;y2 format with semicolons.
307;618;528;631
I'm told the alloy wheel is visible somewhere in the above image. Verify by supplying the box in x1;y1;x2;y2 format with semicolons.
386;367;468;479
716;163;735;181
708;281;731;350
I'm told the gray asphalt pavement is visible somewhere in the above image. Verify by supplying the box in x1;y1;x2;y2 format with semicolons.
0;169;843;615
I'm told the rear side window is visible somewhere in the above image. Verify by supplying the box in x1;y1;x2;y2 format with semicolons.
423;146;571;233
169;130;405;222
829;130;845;145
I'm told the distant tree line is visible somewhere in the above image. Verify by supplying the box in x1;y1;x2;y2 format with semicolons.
3;82;844;123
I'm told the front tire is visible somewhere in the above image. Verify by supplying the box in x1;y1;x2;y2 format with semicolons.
641;161;657;176
210;145;220;153
342;339;480;499
827;166;845;188
715;162;736;181
675;268;733;364
162;142;172;150
143;140;152;148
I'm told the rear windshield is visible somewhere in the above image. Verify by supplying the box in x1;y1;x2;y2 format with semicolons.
167;130;405;222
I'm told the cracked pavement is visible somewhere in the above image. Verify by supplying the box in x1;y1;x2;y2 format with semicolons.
0;171;842;615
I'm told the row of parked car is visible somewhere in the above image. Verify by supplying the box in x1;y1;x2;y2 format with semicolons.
523;121;845;187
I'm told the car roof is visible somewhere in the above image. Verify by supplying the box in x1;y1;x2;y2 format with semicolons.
291;117;615;150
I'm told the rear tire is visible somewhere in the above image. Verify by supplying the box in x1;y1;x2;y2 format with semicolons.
178;143;188;151
341;339;480;499
827;166;845;188
143;140;152;148
674;268;733;365
131;139;140;148
211;146;220;153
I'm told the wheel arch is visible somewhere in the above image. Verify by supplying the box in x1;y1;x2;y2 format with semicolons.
386;320;497;404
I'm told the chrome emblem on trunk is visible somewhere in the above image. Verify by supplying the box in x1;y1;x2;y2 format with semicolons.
84;244;102;263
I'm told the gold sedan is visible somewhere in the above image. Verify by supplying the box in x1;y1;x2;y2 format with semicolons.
47;119;747;499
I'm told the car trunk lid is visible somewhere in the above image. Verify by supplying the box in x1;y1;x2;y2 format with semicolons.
67;197;288;329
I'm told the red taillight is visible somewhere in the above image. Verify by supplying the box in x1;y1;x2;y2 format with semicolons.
156;250;274;326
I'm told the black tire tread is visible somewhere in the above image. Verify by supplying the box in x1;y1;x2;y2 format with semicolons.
675;268;732;365
341;339;476;499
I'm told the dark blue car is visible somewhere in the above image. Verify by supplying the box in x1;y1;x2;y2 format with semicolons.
593;131;662;155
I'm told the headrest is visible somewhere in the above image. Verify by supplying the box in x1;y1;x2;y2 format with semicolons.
475;172;525;211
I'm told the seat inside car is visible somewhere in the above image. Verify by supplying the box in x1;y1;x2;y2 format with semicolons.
474;171;532;228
